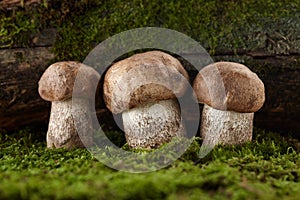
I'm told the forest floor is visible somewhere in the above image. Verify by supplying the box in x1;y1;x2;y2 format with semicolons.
0;128;299;200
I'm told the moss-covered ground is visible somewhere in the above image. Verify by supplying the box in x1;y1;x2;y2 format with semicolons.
1;1;299;199
1;128;299;200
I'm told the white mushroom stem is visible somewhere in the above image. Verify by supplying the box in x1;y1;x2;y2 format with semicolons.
47;98;93;149
201;104;254;147
122;99;186;149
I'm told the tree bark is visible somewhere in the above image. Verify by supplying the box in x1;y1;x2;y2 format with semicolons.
0;0;42;10
0;28;299;138
0;46;54;131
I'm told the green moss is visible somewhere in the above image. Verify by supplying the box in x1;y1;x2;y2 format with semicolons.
1;128;299;199
1;0;299;60
53;0;299;60
1;2;299;198
0;0;102;48
0;12;38;48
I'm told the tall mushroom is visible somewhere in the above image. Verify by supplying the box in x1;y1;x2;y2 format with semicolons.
38;61;100;149
193;61;265;146
103;51;189;149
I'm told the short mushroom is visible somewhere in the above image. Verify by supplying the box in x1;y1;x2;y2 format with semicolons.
38;61;100;149
193;61;265;146
103;51;189;149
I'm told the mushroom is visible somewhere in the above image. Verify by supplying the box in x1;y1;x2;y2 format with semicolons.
193;61;265;146
103;51;189;149
38;61;100;149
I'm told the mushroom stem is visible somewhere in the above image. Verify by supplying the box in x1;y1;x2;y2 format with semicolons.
47;98;93;149
201;104;254;147
122;99;186;149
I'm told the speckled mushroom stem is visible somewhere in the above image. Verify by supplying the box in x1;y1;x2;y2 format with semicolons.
122;99;185;148
200;104;254;147
122;99;185;149
47;98;94;149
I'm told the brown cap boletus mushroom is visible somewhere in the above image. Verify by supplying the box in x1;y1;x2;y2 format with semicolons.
193;61;265;146
103;51;189;149
38;61;100;149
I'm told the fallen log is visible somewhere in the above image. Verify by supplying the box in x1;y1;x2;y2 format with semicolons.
0;24;299;138
0;46;299;138
0;46;54;131
0;0;42;10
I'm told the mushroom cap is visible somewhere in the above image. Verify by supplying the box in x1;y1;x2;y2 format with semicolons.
193;62;265;113
104;51;189;114
38;61;100;101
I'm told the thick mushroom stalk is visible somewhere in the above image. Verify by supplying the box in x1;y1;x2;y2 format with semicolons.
47;99;92;149
193;62;265;146
201;104;254;146
38;61;99;149
104;51;189;149
122;99;185;148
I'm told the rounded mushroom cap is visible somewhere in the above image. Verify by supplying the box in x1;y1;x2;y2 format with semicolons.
193;61;265;113
104;51;189;114
38;61;100;101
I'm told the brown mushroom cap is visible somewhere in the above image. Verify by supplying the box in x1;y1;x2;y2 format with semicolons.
38;61;99;101
193;62;265;113
103;51;189;114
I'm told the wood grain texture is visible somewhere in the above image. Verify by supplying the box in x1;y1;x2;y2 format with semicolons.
0;0;42;10
0;46;54;131
0;28;299;138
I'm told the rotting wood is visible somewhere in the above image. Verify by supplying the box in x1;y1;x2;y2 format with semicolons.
0;28;299;137
0;0;42;10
